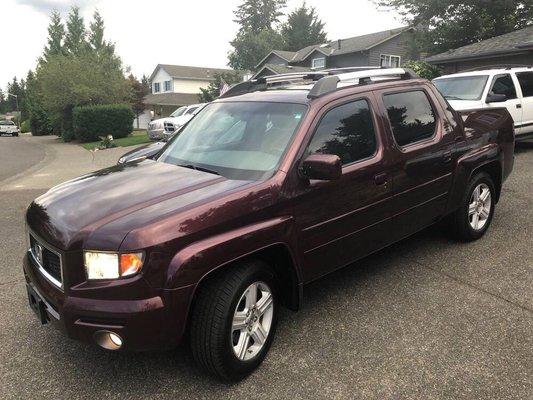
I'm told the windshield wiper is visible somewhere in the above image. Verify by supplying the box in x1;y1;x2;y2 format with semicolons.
178;163;220;176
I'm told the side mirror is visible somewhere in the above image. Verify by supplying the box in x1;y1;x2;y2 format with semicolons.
486;92;507;103
300;154;342;181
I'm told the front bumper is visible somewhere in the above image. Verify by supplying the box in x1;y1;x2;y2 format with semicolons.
22;252;194;351
148;128;164;140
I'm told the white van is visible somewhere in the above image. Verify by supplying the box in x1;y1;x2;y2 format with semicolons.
433;67;533;140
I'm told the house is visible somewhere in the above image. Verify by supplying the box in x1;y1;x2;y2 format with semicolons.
426;25;533;74
253;27;415;79
143;64;239;122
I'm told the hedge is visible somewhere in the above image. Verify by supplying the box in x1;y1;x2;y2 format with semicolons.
73;104;134;142
20;120;31;133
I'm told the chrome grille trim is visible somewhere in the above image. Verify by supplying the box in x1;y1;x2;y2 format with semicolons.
28;231;64;291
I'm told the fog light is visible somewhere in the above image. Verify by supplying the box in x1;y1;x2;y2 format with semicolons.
94;330;123;350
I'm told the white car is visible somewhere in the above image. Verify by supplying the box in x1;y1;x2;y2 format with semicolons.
148;103;206;141
0;120;19;136
433;67;533;141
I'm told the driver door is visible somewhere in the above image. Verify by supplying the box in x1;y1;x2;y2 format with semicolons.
290;95;395;283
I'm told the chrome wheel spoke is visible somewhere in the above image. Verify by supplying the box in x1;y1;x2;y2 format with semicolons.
235;332;250;360
251;323;268;345
480;188;490;202
256;292;273;316
471;212;479;229
245;283;258;309
479;206;490;219
232;311;247;331
468;202;477;215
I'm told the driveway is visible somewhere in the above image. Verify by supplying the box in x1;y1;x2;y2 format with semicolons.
0;137;532;399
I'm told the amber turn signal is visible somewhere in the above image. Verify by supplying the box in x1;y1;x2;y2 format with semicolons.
120;252;144;277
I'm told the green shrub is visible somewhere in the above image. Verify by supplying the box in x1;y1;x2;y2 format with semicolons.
73;104;134;142
61;129;76;142
20;120;31;133
402;60;441;80
30;108;53;136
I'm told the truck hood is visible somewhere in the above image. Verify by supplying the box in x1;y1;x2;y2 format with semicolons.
447;99;485;111
26;160;250;251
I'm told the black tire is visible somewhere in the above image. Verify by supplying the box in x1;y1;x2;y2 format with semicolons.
450;172;496;241
189;260;279;381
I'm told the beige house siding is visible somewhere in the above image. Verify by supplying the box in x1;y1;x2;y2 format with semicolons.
173;78;211;94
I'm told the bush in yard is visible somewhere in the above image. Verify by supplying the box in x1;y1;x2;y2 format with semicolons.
402;60;441;80
73;104;134;142
20;120;31;133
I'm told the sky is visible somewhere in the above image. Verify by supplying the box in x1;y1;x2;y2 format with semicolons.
1;0;403;90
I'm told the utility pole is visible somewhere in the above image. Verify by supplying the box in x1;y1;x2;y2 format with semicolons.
7;93;19;130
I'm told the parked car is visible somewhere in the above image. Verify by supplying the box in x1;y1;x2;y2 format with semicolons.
23;68;514;381
0;120;19;136
148;103;206;141
433;66;533;141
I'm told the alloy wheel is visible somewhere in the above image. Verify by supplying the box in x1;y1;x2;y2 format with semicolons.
468;183;492;231
231;281;274;361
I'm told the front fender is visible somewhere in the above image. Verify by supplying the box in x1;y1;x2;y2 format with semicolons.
165;216;299;289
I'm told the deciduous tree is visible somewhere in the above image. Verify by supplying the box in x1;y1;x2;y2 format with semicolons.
375;0;533;54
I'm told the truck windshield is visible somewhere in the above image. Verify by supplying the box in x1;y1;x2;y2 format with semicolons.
158;102;307;180
433;75;488;101
170;106;187;117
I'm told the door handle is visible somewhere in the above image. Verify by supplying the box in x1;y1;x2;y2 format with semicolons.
443;150;452;163
374;172;388;186
516;104;522;109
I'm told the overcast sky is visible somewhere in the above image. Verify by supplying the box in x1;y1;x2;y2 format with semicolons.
1;0;403;90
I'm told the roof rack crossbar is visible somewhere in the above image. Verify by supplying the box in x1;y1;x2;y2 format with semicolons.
219;67;419;99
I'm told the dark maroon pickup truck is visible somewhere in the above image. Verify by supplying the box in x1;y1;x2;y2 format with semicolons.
23;68;514;381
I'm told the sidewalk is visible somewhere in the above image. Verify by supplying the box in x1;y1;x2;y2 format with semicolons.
1;135;145;191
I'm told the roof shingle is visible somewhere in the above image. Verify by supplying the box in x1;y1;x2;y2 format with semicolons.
426;25;533;63
151;64;237;81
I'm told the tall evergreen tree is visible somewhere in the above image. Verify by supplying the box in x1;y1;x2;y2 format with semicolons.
64;6;86;55
229;0;286;70
42;10;65;62
234;0;286;34
281;3;327;51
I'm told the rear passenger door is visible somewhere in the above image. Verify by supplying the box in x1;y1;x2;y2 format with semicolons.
515;71;533;135
292;95;395;282
376;86;456;240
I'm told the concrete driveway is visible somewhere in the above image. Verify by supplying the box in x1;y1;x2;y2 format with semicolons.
0;136;531;399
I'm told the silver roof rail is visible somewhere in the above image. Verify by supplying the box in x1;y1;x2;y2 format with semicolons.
219;67;419;99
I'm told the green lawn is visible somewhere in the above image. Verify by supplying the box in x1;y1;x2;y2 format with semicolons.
80;131;151;150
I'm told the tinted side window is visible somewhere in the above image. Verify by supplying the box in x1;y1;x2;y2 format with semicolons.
516;72;533;97
306;99;377;165
490;74;517;99
383;90;436;147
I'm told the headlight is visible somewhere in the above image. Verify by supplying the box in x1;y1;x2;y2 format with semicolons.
118;157;126;164
84;251;144;280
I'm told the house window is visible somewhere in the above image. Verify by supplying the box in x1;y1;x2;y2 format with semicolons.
312;57;326;69
380;54;401;68
153;82;161;93
164;80;172;92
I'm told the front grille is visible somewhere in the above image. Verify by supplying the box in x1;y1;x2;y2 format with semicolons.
29;234;62;288
164;122;175;132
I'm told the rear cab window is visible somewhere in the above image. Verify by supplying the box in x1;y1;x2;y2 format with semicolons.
383;90;437;147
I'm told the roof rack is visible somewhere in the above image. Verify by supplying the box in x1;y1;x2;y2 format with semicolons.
462;64;533;72
219;67;419;100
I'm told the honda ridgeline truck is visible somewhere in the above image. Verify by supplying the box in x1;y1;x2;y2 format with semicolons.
23;68;514;381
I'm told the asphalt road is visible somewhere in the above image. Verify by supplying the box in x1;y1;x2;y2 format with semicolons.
0;137;532;399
